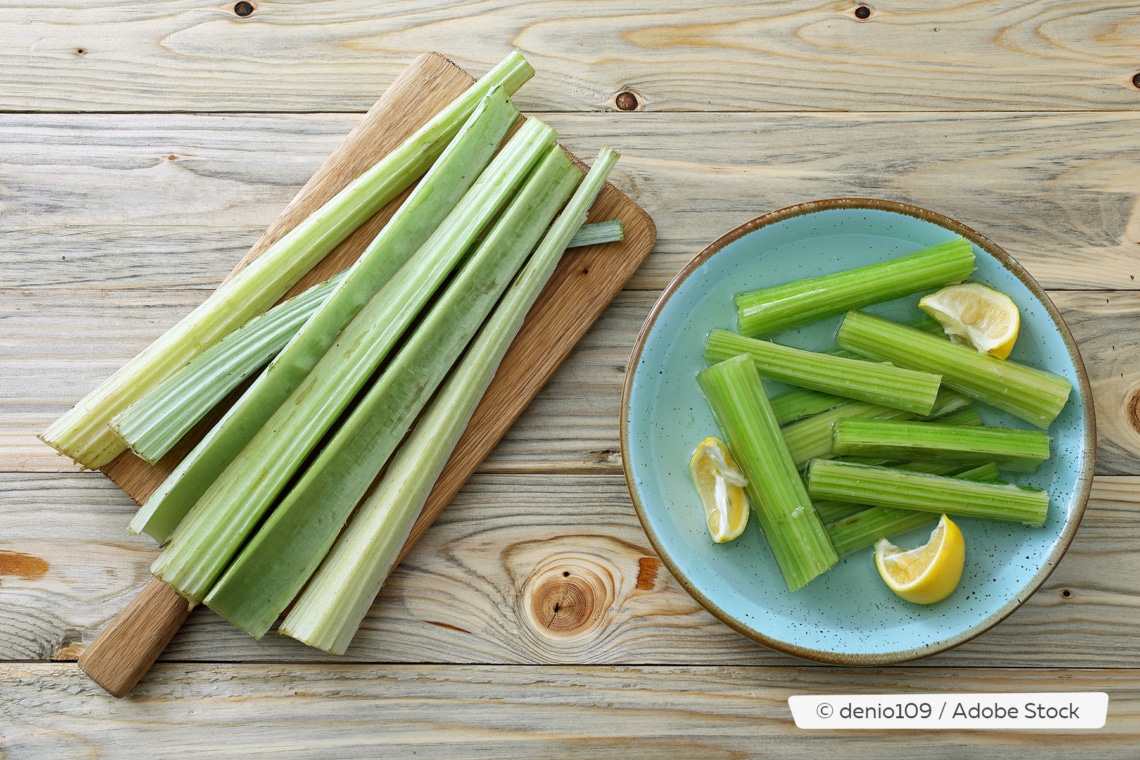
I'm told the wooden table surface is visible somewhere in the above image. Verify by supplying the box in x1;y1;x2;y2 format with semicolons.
3;1;1139;756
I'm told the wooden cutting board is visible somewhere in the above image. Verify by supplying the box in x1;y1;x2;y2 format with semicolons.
77;52;656;697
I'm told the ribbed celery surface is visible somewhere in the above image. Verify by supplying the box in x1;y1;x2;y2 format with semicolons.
280;147;621;654
704;329;943;416
203;147;583;637
114;219;620;468
697;355;838;592
836;310;1072;428
39;51;535;470
110;271;346;464
770;388;847;426
832;419;1051;474
807;459;1049;527
823;461;1006;555
131;87;526;544
781;389;974;468
733;237;975;337
152;116;558;604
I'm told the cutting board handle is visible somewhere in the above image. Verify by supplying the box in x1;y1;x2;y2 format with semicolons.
77;578;191;697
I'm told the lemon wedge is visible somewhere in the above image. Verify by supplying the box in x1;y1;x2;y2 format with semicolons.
874;514;965;604
918;282;1020;360
689;437;750;543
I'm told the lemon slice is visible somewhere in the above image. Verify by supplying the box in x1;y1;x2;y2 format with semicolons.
874;514;965;604
689;437;750;543
918;282;1020;360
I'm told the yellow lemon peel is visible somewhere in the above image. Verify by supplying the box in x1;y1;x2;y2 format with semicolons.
874;514;965;604
919;282;1020;360
689;437;750;543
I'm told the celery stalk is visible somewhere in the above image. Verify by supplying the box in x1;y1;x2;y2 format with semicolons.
39;51;535;470
734;238;975;337
130;87;527;544
823;461;1006;555
771;389;847;426
705;329;943;416
110;270;347;464
835;310;1072;428
280;147;621;654
203;146;583;637
781;389;973;468
697;355;838;592
151;117;558;604
806;459;1050;526
113;216;618;467
832;419;1051;473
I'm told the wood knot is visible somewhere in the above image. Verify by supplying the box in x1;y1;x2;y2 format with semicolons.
1133;72;1140;90
853;4;872;20
234;1;254;17
1126;386;1140;435
614;90;641;112
520;555;616;641
0;550;49;580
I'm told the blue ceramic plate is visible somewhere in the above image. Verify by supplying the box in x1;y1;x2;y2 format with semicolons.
621;199;1095;664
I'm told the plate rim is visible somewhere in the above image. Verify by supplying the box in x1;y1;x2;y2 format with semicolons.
620;197;1097;665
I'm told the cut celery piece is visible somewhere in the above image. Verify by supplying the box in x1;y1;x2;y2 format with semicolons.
39;51;535;470
568;219;623;247
832;419;1051;474
110;270;347;464
806;459;1049;527
697;355;838;592
131;87;526;544
704;329;943;416
771;388;848;426
780;389;972;469
280;147;621;654
151;117;558;604
733;238;975;337
835;310;1072;428
203;147;583;637
822;461;1006;555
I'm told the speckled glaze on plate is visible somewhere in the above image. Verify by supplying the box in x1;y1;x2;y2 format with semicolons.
621;198;1095;664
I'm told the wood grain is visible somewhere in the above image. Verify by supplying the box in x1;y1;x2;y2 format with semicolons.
2;663;1139;758
2;1;1139;113
2;472;1137;669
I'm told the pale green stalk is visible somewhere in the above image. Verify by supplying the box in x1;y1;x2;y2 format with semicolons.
832;419;1051;473
39;51;535;470
704;329;943;416
151;117;558;603
734;237;975;337
131;87;525;544
567;219;623;247
280;147;621;654
835;310;1072;428
203;146;583;637
110;270;347;464
697;354;838;592
806;459;1050;527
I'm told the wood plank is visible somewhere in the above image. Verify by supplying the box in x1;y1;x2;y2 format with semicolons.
6;288;1139;476
2;1;1139;113
4;110;1140;295
2;472;1137;668
2;663;1138;758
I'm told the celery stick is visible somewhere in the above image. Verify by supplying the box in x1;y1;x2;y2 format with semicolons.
832;419;1051;473
151;117;558;603
113;216;620;467
836;310;1072;428
771;388;847;426
806;459;1049;526
39;52;535;470
568;219;623;247
823;461;1006;555
697;355;838;592
705;329;942;416
110;270;347;464
131;88;526;544
281;147;621;654
734;238;975;337
203;147;583;637
783;389;977;468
